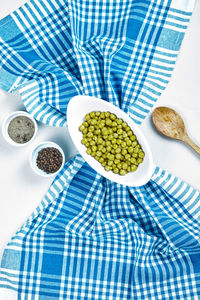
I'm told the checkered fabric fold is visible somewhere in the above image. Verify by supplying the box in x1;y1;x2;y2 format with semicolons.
0;0;199;299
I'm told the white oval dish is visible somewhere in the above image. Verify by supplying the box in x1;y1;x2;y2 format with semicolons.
2;111;38;147
30;141;65;177
67;95;154;186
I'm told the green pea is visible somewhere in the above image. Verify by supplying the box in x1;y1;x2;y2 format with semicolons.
83;128;88;134
137;158;143;164
125;126;131;132
88;126;95;132
97;137;103;144
125;154;131;160
112;144;118;149
117;163;122;169
96;151;102;157
79;125;85;132
104;141;110;147
121;142;126;148
119;169;127;176
122;122;128;128
130;157;136;164
110;113;116;120
113;168;119;174
105;166;111;171
95;111;100;116
122;149;127;155
107;128;112;135
83;121;89;127
132;141;138;147
122;163;128;170
139;151;145;158
99;157;104;163
91;145;97;152
107;160;113;166
111;138;117;144
86;148;92;155
105;112;110;117
123;132;128;138
131;165;137;172
114;159;120;165
112;127;117;132
102;161;106;167
87;132;93;138
99;122;105;128
90;140;96;146
117;139;122;145
116;153;121;160
91;119;97;125
133;147;139;153
100;112;105;119
106;146;112;152
130;135;136;141
102;127;108;135
112;121;117;127
117;129;123;135
85;114;90;120
106;118;112;126
126;140;132;146
128;147;134;153
81;138;87;145
109;154;115;161
95;129;101;135
101;147;106;153
116;119;123;124
89;111;95;118
115;148;121;153
108;134;114;140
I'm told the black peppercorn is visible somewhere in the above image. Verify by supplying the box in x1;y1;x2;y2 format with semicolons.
36;147;63;174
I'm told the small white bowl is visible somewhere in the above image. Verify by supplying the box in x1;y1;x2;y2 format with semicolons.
67;95;154;187
2;111;38;146
30;141;65;177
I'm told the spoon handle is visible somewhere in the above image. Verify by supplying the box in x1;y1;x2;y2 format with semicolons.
183;135;200;155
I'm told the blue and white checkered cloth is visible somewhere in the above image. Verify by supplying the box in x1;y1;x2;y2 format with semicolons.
0;0;200;299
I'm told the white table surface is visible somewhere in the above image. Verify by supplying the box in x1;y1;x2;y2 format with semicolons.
0;0;200;260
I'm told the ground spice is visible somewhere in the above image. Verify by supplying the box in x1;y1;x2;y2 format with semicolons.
7;116;35;144
36;147;63;174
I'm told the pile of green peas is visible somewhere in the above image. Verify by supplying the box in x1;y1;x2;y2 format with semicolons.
79;111;145;176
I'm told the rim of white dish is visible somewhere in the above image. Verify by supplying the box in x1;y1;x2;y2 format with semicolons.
2;110;38;147
29;141;65;177
67;95;154;186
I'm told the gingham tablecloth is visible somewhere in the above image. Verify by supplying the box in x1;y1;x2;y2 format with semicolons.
0;0;200;299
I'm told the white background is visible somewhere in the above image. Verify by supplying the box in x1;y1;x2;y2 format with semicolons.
0;0;200;260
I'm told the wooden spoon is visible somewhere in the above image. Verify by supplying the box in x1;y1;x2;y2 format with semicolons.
152;106;200;155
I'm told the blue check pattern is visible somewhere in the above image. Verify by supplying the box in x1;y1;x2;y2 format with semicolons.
0;0;199;299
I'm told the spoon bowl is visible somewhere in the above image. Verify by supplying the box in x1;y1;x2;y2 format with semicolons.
152;106;200;155
67;95;154;186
